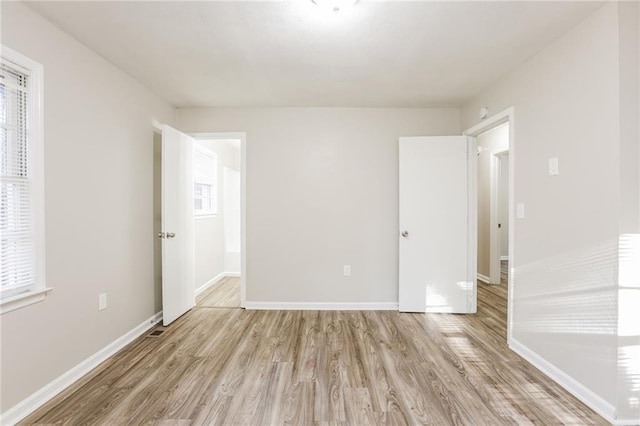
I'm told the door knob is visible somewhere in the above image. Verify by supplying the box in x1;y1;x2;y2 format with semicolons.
401;230;409;238
157;232;166;239
167;232;176;239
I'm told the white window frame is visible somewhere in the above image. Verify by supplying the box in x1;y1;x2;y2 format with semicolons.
193;145;217;217
0;45;50;314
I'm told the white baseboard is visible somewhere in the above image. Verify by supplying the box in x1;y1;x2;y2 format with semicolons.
195;272;226;297
612;420;640;426
195;272;240;297
500;256;509;261
0;311;163;426
244;301;398;311
509;338;618;424
477;273;491;284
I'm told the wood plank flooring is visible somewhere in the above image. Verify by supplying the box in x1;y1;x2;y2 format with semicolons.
20;271;606;425
197;277;241;308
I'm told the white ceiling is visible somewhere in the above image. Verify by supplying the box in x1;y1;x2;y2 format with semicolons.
25;1;604;108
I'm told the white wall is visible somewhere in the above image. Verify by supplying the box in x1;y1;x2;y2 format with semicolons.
223;166;241;273
476;123;509;278
616;2;640;421
176;108;459;305
462;2;636;419
193;140;241;290
0;2;175;413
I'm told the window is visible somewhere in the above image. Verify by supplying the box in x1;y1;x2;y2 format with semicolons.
0;46;48;314
193;145;217;216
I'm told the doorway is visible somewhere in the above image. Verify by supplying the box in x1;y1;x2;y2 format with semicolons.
476;122;510;286
473;122;510;285
191;133;245;309
463;108;514;343
152;126;246;323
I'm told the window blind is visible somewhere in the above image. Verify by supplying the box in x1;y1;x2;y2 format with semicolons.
194;148;216;184
193;147;217;215
0;61;34;297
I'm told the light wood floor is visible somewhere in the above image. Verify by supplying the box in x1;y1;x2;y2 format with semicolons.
197;277;241;308
21;271;606;425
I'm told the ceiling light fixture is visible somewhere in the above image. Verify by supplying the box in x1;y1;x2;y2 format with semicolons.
311;0;359;14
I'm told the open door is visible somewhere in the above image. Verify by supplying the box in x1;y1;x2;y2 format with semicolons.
161;124;195;326
399;136;477;313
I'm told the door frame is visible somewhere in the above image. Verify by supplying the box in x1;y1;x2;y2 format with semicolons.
190;132;247;309
152;125;163;316
463;107;515;345
489;148;509;284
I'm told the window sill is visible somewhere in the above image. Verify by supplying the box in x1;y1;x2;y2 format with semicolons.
194;214;218;220
0;287;53;315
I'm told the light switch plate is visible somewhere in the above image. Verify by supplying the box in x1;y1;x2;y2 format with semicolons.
516;203;525;219
548;157;559;176
343;265;351;277
99;293;107;311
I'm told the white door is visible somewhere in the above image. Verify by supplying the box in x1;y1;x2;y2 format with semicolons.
399;136;477;313
161;124;195;326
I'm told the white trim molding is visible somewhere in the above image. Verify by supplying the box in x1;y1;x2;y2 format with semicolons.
477;273;491;284
612;420;640;426
194;272;241;297
463;107;512;137
244;302;398;311
194;213;217;221
509;338;617;424
0;311;162;425
195;272;226;297
0;287;52;315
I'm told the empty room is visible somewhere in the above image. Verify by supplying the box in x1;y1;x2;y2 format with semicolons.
0;0;639;425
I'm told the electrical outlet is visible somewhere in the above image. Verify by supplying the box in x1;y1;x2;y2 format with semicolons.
343;265;351;277
98;293;107;311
